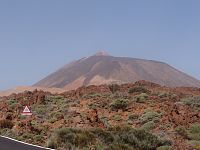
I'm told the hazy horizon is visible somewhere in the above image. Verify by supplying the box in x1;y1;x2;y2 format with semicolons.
0;0;200;90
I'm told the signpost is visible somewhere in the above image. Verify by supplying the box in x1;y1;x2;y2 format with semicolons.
21;106;32;131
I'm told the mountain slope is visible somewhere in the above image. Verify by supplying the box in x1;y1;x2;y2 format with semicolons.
1;81;200;149
34;52;200;90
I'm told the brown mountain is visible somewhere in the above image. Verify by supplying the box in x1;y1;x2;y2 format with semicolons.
34;51;200;90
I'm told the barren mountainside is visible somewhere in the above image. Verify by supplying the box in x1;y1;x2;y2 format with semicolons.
1;81;200;149
34;52;200;90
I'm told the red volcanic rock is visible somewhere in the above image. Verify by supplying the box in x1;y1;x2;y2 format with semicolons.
1;81;200;148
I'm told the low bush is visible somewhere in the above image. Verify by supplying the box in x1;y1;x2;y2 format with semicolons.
47;139;57;149
112;115;121;121
106;143;134;150
110;99;129;111
187;124;200;141
175;126;187;138
88;103;98;109
128;86;149;94
45;95;66;106
50;111;64;120
47;127;167;150
157;146;171;150
99;117;110;128
35;105;46;115
187;140;200;148
92;128;114;144
22;133;33;139
139;110;161;124
140;121;155;131
158;92;169;98
117;128;163;150
6;99;17;106
134;93;149;103
181;97;200;111
34;134;43;142
47;128;95;149
0;128;16;138
6;99;19;111
128;114;140;120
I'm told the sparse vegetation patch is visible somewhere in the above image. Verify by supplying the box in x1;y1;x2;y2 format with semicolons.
181;96;200;111
110;98;129;111
47;127;168;150
128;86;149;94
134;93;149;103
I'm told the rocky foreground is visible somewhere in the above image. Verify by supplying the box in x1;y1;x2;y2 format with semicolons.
0;81;200;150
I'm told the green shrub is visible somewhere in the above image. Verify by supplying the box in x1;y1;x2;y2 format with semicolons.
48;128;95;149
128;86;149;94
128;114;140;120
75;132;94;147
106;143;134;150
108;125;132;132
0;119;14;129
6;99;19;110
157;146;171;150
112;115;121;121
117;128;163;150
22;132;34;140
88;103;98;109
140;121;155;131
99;117;110;128
134;93;148;103
47;127;168;150
139;110;161;124
187;140;200;148
35;105;46;115
92;128;114;144
181;97;200;110
34;134;43;142
110;99;129;111
45;95;66;105
6;99;17;105
50;111;64;120
94;144;105;150
175;126;187;138
158;92;169;98
57;128;77;144
47;139;58;149
0;128;16;138
188;124;200;141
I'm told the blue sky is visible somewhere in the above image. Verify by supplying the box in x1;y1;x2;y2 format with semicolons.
0;0;200;90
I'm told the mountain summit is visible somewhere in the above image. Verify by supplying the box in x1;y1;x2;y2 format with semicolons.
94;50;110;56
34;52;200;90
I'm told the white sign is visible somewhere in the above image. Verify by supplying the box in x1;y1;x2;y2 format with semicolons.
21;106;32;116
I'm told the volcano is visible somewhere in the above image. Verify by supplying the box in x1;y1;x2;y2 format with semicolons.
34;51;200;90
